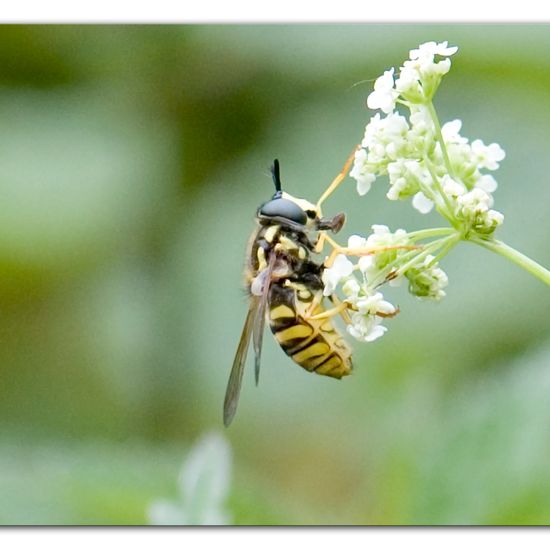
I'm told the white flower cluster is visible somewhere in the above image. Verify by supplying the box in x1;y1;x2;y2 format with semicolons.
350;41;506;237
321;226;449;343
322;248;395;342
326;41;526;345
352;225;409;283
438;121;506;234
366;41;457;115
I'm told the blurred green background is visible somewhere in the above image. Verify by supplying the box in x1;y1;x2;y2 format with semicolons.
0;24;549;525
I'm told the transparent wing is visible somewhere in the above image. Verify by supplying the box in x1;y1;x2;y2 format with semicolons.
223;296;260;427
253;253;276;386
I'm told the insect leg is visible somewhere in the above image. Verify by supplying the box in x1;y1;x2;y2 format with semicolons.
376;307;400;319
308;301;350;321
312;294;400;324
316;146;360;209
329;294;353;325
314;231;342;254
303;290;324;318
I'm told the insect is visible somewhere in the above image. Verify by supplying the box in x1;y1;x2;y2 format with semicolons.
223;152;362;427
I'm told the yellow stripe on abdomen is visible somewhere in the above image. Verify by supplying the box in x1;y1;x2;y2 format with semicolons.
292;342;330;364
269;286;352;379
275;324;313;343
314;355;342;375
270;305;295;320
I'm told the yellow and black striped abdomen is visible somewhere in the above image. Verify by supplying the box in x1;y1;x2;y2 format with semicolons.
269;285;352;379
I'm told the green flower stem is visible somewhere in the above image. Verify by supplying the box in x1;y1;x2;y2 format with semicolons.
417;174;454;225
395;233;457;278
423;105;461;228
426;101;456;180
426;232;461;268
423;156;459;226
468;236;550;286
407;227;456;241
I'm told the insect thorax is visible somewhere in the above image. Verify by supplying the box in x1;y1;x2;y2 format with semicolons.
248;222;323;289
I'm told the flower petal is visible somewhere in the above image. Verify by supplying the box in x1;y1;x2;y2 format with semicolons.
412;191;434;214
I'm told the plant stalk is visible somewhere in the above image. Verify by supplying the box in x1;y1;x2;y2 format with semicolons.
469;236;550;286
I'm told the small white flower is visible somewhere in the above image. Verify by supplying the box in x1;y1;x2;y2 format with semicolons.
355;172;376;196
486;209;505;227
367;68;398;114
471;139;506;170
365;224;408;246
350;147;367;171
358;254;375;276
409;41;458;60
476;174;498;193
382;112;410;136
406;254;449;301
341;277;363;309
386;159;430;201
407;160;432;185
347;312;387;343
476;208;505;233
348;234;368;249
427;57;452;76
386;160;411;201
455;188;503;234
408;106;435;149
370;224;391;236
441;175;466;198
350;148;377;196
412;191;434;214
441;119;468;145
362;112;410;164
342;278;360;298
395;63;423;102
322;254;354;296
409;106;432;132
457;188;493;213
356;292;396;316
395;41;458;102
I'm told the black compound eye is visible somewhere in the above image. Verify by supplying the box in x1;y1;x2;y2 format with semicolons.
258;198;307;225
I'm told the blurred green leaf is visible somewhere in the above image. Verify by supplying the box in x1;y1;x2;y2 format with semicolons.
149;432;232;525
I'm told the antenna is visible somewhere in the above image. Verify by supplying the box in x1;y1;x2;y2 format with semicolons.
270;159;282;198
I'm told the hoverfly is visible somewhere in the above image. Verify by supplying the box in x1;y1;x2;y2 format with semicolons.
223;153;361;427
